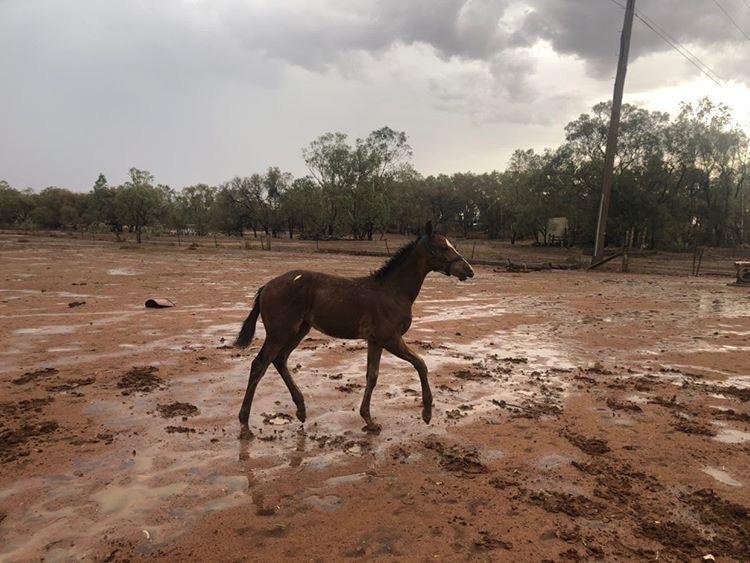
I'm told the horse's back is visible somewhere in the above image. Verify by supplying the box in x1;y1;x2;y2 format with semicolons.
258;269;384;339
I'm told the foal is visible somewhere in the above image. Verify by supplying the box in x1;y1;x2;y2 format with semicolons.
234;221;475;432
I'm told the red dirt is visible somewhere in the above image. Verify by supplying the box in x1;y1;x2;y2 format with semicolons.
0;235;749;561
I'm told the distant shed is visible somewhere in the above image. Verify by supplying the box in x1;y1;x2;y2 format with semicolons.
544;217;569;245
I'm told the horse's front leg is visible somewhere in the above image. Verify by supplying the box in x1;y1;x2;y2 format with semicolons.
383;336;432;424
359;339;383;433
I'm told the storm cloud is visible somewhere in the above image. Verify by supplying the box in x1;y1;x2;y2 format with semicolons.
1;0;748;189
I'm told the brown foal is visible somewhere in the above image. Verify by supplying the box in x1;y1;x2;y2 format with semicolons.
234;221;475;432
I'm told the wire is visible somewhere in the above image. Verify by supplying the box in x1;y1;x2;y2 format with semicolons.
608;0;724;87
712;0;750;40
632;4;726;82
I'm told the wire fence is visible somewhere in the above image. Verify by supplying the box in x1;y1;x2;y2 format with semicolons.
2;228;748;279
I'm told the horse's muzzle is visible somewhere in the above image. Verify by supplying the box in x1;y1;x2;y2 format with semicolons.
450;258;475;281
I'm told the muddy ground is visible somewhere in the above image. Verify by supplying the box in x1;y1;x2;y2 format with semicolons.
0;235;748;562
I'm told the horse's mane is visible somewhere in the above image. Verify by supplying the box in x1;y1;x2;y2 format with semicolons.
369;238;419;280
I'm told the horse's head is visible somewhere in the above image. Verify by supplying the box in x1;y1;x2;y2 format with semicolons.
421;221;475;281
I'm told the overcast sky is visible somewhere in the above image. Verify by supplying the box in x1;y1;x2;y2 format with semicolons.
1;0;749;191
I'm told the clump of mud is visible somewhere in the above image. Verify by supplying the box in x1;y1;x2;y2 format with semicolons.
165;426;196;434
529;490;603;518
0;397;54;417
157;402;199;418
697;384;750;402
12;367;58;385
648;395;686;411
0;421;59;462
500;357;527;364
46;377;95;392
473;531;512;551
453;368;492;381
638;488;750;560
638;520;704;554
605;397;642;412
117;366;163;394
710;408;750;423
680;489;750;559
489;475;520;490
672;418;716;436
424;440;489;477
335;382;363;393
563;430;610;455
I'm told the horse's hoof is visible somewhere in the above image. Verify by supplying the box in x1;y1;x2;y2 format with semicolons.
296;409;306;423
422;410;432;424
239;424;253;440
362;423;382;435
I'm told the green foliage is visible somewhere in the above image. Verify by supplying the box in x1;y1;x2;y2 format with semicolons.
0;181;35;227
115;168;164;243
2;102;747;249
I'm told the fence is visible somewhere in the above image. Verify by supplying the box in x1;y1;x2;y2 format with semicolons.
2;228;747;278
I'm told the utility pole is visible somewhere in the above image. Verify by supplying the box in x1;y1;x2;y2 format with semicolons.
592;0;636;264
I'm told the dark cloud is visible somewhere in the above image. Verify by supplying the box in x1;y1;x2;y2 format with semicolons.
0;0;746;189
211;0;749;81
521;0;749;79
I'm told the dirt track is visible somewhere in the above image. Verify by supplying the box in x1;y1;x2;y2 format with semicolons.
1;235;749;561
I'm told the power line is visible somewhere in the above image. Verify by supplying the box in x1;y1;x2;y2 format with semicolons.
631;5;726;83
712;0;750;40
608;0;724;87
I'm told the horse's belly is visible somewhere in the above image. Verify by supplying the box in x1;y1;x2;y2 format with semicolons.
310;311;367;339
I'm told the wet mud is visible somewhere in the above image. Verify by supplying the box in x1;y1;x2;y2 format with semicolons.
0;235;748;561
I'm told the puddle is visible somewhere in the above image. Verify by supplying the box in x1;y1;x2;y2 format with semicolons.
713;425;750;444
304;494;343;511
702;466;743;487
324;473;367;487
535;453;573;470
107;268;141;276
697;294;750;318
93;482;188;515
0;311;589;560
13;325;77;336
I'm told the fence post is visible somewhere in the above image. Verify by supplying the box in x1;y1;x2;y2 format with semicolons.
471;241;476;260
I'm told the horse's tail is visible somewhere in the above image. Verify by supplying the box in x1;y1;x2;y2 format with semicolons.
234;286;264;348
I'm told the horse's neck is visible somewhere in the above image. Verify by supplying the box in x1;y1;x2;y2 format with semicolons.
385;248;430;303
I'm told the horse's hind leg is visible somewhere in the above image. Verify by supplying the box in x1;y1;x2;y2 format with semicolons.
239;339;283;426
359;339;383;433
273;323;311;423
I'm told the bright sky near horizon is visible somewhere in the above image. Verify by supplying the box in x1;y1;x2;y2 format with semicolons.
1;0;748;191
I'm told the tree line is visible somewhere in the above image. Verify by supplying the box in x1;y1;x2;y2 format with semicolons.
1;97;747;249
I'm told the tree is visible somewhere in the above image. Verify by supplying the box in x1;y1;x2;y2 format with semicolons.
177;184;216;236
115;168;164;243
0;181;35;227
87;173;123;232
211;185;245;236
31;187;86;229
303;127;412;239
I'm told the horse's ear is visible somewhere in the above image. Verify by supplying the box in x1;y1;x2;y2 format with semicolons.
424;220;433;236
434;223;446;235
